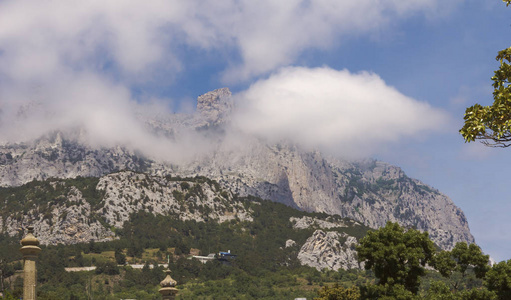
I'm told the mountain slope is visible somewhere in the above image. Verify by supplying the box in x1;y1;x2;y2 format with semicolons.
0;173;371;271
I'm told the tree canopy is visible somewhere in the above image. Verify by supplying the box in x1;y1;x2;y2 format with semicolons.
356;221;435;294
314;284;361;300
432;242;490;293
460;0;511;147
485;260;511;299
433;242;489;279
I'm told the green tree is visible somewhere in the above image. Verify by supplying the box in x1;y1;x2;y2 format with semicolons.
1;292;18;300
484;259;511;299
360;283;419;300
315;284;361;300
424;281;497;300
433;242;489;291
356;222;435;294
450;243;490;279
423;281;457;300
460;0;511;147
87;239;100;254
433;250;457;278
115;248;126;265
458;288;498;300
95;260;119;275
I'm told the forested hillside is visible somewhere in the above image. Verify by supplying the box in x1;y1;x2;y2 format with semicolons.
0;181;372;299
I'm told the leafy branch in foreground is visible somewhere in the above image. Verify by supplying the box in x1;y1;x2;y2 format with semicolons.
460;1;511;147
460;47;511;147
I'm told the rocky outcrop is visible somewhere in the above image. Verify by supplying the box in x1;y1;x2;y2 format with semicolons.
285;239;297;248
96;171;252;228
3;187;114;245
298;230;361;271
0;132;150;187
0;171;251;245
290;216;351;230
196;88;233;126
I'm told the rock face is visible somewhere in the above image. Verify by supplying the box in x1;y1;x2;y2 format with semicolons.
196;87;233;126
96;171;251;229
290;216;351;230
180;142;473;250
0;171;251;245
285;239;297;248
0;132;150;187
2;186;115;245
298;230;361;271
0;88;475;250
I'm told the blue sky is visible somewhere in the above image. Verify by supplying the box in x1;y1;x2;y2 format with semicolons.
367;0;511;261
0;0;510;261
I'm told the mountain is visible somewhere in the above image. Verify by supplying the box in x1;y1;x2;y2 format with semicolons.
0;88;474;251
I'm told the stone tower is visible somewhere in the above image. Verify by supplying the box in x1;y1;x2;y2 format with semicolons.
159;269;178;300
20;226;41;300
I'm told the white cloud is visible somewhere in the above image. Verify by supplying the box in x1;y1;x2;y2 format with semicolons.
233;67;448;157
0;0;458;85
0;0;456;159
0;66;449;160
208;0;456;82
0;0;186;83
0;70;201;160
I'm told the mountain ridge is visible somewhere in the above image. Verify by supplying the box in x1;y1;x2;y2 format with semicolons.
0;88;474;251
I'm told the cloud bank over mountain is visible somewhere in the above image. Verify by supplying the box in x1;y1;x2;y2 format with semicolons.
0;0;453;160
234;67;448;157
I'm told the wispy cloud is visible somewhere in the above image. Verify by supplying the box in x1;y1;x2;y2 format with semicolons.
0;0;456;160
233;66;448;158
0;0;457;84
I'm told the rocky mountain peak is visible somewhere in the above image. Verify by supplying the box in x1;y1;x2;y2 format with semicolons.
196;87;233;125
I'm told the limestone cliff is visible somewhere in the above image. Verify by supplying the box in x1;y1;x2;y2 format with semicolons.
178;141;473;250
0;132;150;186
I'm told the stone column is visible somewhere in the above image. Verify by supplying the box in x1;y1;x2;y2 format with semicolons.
159;269;178;300
20;226;41;300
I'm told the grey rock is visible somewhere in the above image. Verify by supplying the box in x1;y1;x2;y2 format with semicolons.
180;141;473;250
197;87;233;126
290;216;349;230
298;230;361;271
0;131;149;187
285;239;297;248
96;170;252;229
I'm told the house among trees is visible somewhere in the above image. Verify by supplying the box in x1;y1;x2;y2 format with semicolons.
218;250;237;264
191;253;216;264
192;250;237;265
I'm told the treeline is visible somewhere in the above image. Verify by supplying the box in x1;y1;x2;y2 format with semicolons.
317;222;511;300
